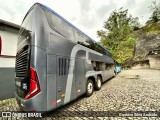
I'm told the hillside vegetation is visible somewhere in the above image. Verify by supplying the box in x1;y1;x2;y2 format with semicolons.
97;0;160;65
97;8;139;63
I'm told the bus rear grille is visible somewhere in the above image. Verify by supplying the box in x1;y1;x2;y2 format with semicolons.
15;45;29;77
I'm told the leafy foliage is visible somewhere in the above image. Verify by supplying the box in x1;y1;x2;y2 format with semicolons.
97;8;139;63
149;0;160;22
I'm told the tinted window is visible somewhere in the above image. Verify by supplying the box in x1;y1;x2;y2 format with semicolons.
43;6;112;57
45;11;74;41
19;11;32;39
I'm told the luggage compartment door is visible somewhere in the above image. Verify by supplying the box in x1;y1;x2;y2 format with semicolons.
47;54;57;110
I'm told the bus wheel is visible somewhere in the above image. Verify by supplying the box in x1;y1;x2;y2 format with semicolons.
85;79;94;97
95;76;102;90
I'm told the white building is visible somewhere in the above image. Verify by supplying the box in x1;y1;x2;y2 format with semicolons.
0;19;20;100
0;19;20;67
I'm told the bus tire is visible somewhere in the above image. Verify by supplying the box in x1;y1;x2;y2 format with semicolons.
85;79;94;97
95;76;102;90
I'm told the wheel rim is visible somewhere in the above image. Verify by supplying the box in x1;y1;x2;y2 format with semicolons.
87;82;93;93
97;78;101;88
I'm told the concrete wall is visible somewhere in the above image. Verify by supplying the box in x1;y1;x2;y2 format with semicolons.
0;58;15;100
132;60;150;69
0;68;15;100
0;57;16;67
132;63;150;69
148;55;160;69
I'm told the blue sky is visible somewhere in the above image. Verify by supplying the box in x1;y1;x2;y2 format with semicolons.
0;0;159;41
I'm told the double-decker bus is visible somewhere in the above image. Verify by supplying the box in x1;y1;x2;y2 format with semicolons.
15;3;116;112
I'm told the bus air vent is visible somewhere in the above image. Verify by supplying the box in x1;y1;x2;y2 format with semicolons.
15;45;29;77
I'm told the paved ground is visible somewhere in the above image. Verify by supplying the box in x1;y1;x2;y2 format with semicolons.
0;68;160;120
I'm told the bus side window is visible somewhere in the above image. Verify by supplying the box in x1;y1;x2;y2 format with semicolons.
105;63;108;70
91;61;96;71
105;63;113;70
92;61;106;71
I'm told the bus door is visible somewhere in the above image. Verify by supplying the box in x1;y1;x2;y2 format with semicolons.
75;58;85;97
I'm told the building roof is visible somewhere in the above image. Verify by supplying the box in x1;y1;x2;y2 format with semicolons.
0;19;20;30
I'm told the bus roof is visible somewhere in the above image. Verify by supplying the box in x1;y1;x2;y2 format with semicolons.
34;2;112;54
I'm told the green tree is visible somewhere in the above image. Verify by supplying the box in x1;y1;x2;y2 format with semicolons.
149;0;160;22
97;8;138;63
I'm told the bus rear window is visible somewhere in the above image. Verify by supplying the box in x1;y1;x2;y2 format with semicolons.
18;11;33;43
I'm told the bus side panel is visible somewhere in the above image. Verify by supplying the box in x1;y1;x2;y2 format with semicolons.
102;70;111;81
47;33;77;105
47;33;75;57
47;54;57;111
31;6;48;50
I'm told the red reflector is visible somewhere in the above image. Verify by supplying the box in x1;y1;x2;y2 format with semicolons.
25;67;41;99
52;101;57;105
21;103;26;108
30;110;37;112
30;69;36;80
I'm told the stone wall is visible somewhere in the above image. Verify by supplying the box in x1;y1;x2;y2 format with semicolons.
134;21;160;61
133;21;160;69
134;32;160;61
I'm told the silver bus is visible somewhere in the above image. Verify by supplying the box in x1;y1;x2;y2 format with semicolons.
15;3;116;112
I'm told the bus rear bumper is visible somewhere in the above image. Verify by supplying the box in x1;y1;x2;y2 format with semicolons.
15;92;46;112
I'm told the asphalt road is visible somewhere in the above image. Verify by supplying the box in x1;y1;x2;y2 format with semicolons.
0;68;160;120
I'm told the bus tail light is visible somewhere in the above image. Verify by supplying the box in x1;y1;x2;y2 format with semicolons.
25;67;41;99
